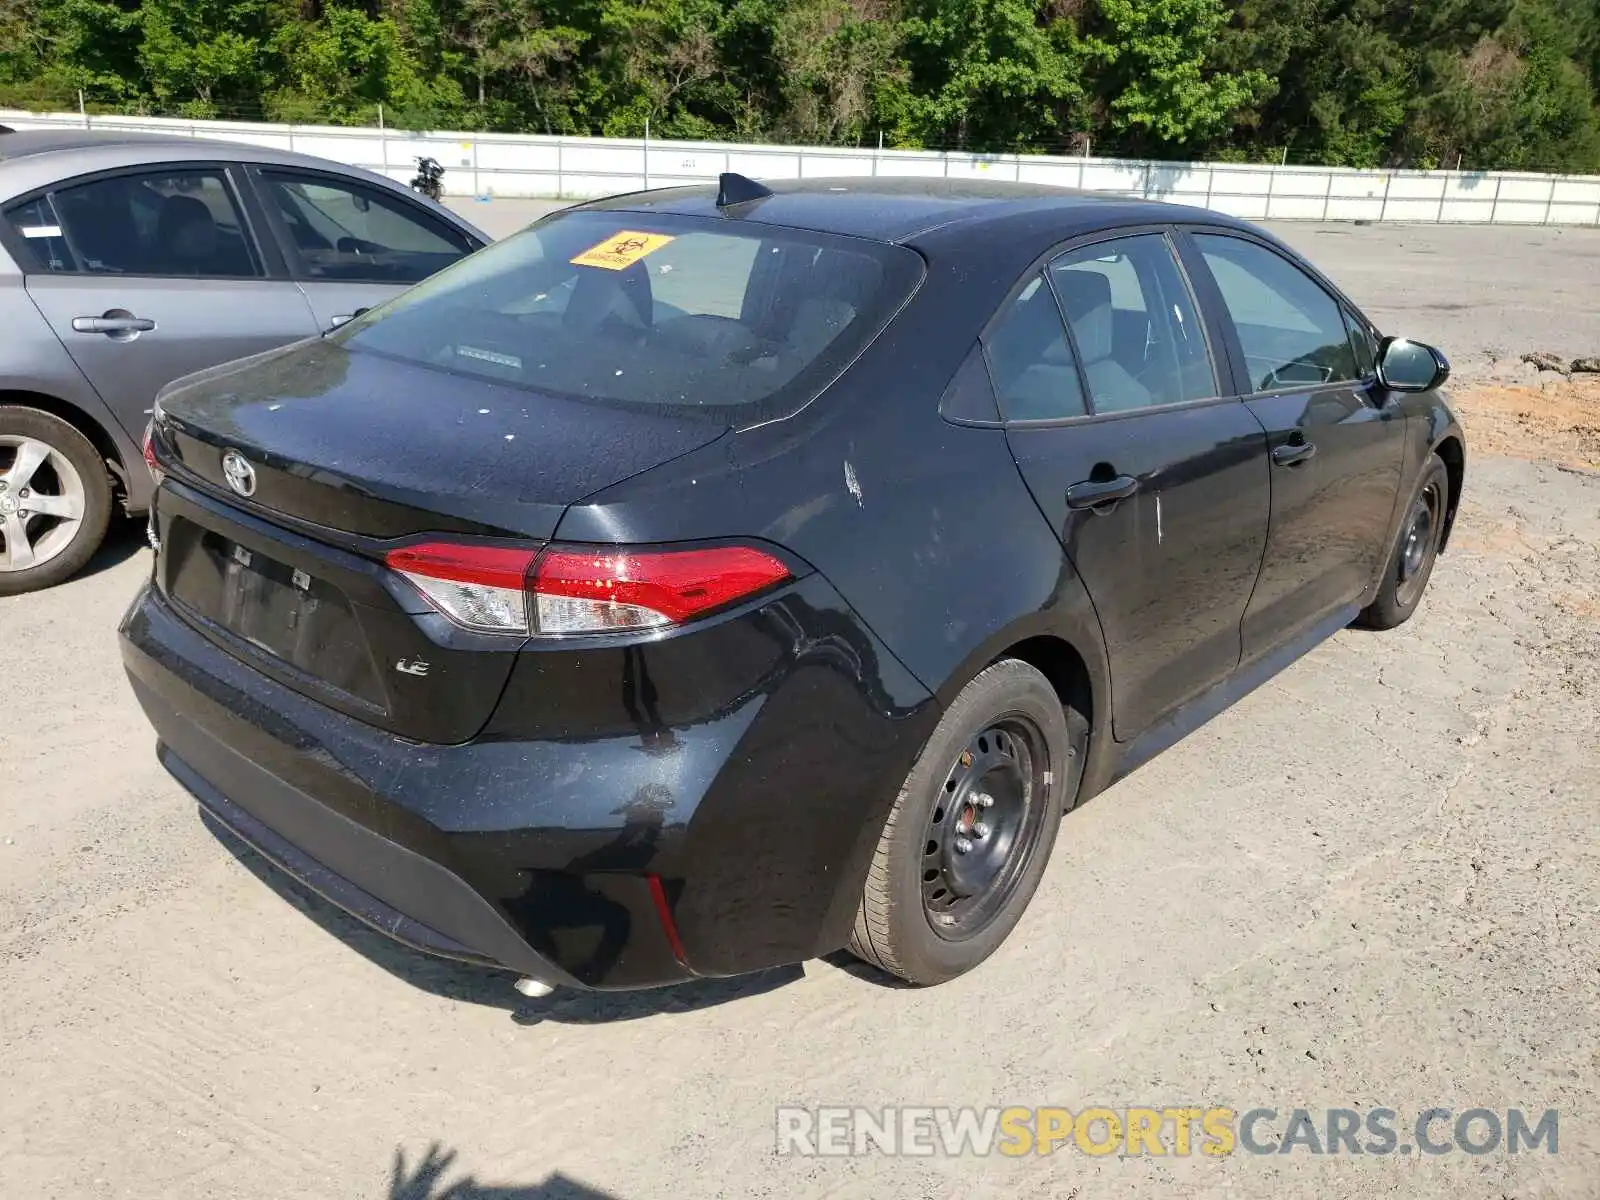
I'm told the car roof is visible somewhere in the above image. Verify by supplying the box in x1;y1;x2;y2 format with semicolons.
0;127;489;241
0;128;282;162
572;176;1241;244
0;128;411;197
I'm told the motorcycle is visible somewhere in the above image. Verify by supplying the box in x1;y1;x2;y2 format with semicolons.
410;155;445;201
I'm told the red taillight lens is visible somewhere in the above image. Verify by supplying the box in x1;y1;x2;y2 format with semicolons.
142;422;164;482
531;545;791;635
384;541;791;637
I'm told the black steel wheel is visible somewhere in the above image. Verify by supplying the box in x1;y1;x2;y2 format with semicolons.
1395;474;1445;610
921;719;1050;942
848;658;1086;986
1359;454;1450;631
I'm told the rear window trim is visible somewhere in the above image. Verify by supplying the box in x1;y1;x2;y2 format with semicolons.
332;208;928;431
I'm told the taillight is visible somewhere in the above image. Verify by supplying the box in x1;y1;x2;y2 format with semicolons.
142;422;164;483
385;543;539;634
531;546;791;634
385;542;791;637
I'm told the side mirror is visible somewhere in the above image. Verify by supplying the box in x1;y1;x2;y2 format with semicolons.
326;307;371;332
1377;337;1450;393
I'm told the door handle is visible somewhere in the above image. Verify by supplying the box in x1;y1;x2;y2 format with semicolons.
1066;475;1140;511
1272;441;1317;468
72;315;156;335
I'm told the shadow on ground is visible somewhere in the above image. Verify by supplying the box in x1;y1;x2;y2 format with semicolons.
77;514;147;581
389;1144;618;1199
819;948;915;988
203;810;807;1023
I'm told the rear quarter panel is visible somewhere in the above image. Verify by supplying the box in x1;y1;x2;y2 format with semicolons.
556;238;1117;785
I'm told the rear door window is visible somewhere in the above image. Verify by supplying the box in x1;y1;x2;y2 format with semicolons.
338;210;924;420
1047;234;1217;413
5;168;261;277
257;170;475;284
4;195;72;271
984;274;1087;421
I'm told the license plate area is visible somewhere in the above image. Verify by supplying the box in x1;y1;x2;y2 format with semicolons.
166;523;386;708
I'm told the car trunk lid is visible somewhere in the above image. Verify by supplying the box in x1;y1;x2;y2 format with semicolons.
149;340;729;744
155;339;728;540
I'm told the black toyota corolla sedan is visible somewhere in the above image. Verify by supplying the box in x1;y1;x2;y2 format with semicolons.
122;175;1464;995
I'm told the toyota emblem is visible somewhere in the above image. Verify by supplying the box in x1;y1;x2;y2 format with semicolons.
221;449;257;498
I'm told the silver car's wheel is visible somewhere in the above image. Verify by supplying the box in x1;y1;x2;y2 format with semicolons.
0;435;88;572
0;408;113;595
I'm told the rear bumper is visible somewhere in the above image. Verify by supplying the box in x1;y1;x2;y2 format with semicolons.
167;747;519;974
120;573;936;991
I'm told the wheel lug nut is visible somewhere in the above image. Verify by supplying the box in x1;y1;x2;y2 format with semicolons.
954;837;973;855
974;793;994;808
19;489;28;499
972;822;990;839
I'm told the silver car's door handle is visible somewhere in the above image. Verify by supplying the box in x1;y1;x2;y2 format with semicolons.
72;315;156;334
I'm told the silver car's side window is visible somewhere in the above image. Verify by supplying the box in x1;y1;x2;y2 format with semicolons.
3;195;74;271
257;171;473;285
8;168;263;279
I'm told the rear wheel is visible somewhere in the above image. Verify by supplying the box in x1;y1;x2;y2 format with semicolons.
848;659;1085;986
0;406;112;595
1358;455;1449;631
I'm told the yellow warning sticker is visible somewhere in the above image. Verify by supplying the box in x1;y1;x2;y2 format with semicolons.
570;230;676;271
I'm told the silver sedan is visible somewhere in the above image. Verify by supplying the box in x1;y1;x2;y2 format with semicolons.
0;128;489;593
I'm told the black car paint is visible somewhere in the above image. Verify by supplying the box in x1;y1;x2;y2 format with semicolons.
154;337;730;541
122;180;1466;992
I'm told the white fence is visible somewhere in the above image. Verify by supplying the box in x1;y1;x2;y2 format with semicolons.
7;108;1600;226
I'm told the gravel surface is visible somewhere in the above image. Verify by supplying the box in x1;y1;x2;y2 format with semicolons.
2;218;1597;1200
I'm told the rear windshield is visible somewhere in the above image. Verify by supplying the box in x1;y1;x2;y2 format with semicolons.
336;209;924;421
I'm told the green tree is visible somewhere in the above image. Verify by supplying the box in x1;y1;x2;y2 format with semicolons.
266;5;452;124
1085;0;1272;156
136;0;279;114
589;0;726;137
768;0;905;144
1;0;143;106
2;0;1598;170
890;0;1095;150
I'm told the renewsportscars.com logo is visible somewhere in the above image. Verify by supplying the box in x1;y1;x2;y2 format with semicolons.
775;1106;1560;1158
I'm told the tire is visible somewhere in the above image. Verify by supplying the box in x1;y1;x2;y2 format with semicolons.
848;658;1086;986
0;406;113;596
1358;454;1450;631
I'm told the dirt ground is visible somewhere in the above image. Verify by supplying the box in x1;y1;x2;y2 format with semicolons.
2;222;1598;1200
1451;376;1600;472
